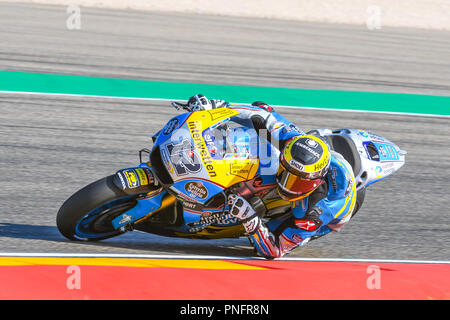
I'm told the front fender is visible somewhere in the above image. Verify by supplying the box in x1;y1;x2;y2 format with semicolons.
113;164;159;195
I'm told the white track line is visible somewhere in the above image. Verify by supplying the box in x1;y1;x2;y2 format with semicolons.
1;90;449;118
0;252;449;264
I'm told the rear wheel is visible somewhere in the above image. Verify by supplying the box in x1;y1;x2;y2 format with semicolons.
56;175;137;241
351;188;366;219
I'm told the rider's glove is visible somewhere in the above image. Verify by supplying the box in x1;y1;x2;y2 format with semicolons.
228;194;261;234
171;95;229;113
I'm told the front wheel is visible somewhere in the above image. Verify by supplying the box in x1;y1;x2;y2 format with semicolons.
56;175;137;241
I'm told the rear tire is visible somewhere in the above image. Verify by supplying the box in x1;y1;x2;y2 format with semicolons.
56;175;136;241
351;188;366;219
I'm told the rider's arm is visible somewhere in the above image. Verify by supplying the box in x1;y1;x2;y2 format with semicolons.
248;204;337;259
173;96;303;146
227;193;330;259
247;196;355;259
229;104;306;151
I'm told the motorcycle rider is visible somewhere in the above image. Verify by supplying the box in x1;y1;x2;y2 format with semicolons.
172;94;362;259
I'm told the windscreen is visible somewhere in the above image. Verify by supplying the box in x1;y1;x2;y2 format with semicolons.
202;115;259;161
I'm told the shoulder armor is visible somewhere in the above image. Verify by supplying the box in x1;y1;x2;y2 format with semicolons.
326;152;355;200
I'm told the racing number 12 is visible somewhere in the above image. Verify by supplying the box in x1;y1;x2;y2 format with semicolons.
166;140;202;176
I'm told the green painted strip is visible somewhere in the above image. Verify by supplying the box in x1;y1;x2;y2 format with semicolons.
0;71;449;116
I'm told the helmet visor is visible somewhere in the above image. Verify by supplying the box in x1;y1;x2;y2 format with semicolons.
276;169;324;200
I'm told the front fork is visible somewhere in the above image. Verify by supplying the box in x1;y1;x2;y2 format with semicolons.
110;162;168;231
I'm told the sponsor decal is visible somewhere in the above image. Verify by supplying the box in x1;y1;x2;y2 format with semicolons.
123;170;139;188
382;162;395;169
314;154;329;172
190;212;239;228
306;139;318;148
297;141;321;159
230;162;251;176
188;121;217;178
182;200;203;211
372;142;399;161
135;168;149;185
295;220;319;231
381;162;396;175
375;166;383;178
185;181;209;200
378;163;396;177
117;168;151;189
163;118;179;135
378;145;387;157
359;130;369;138
208;108;236;121
289;159;305;172
200;212;222;224
203;132;217;156
386;145;399;160
329;167;338;192
118;214;132;225
117;172;126;189
383;167;396;176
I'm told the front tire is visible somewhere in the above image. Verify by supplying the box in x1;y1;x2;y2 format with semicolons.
56;175;137;241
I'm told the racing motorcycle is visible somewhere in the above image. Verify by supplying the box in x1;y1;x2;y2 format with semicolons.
56;106;406;243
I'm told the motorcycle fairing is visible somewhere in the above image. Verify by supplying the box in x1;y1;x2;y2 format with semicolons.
153;112;191;146
153;108;260;203
355;130;406;187
132;196;245;239
310;128;406;190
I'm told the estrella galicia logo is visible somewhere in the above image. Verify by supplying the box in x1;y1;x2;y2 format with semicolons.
163;118;179;135
185;181;208;200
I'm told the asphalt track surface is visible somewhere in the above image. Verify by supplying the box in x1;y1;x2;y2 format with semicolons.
0;2;449;261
